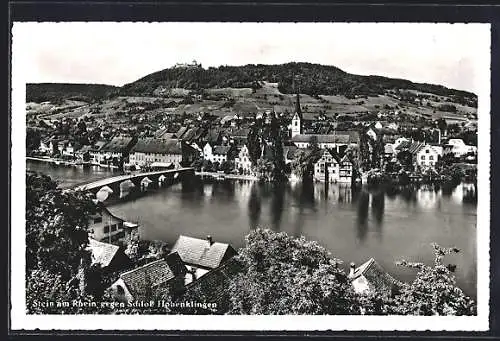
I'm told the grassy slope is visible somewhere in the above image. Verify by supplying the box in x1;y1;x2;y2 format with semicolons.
27;82;476;125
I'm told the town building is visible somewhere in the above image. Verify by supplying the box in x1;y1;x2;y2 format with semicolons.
87;238;132;273
95;136;137;165
313;149;355;184
234;145;253;174
88;205;139;246
409;142;443;170
128;138;187;168
170;235;238;285
292;132;360;150
108;253;187;303
89;140;109;164
444;138;478;158
203;143;232;164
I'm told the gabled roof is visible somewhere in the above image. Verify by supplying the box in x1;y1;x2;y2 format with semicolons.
182;127;198;141
176;126;188;139
119;254;186;299
154;127;169;139
351;258;397;296
292;130;360;144
88;238;121;268
170;235;236;269
92;140;108;151
213;145;231;156
131;138;183;155
101;137;135;153
408;142;426;154
183;258;245;313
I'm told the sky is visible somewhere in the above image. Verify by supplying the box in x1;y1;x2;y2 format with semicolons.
13;22;490;93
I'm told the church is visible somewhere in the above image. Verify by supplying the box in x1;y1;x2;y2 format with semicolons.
288;88;360;151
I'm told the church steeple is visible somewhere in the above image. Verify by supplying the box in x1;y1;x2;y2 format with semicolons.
293;76;303;120
291;75;303;138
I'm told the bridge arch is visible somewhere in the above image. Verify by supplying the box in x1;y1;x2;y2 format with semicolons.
120;180;136;198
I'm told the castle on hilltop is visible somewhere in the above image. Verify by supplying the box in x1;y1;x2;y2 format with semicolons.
173;60;202;69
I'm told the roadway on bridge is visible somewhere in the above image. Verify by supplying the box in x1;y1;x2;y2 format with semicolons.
74;168;193;191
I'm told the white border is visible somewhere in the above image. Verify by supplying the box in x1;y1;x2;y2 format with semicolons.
10;22;490;331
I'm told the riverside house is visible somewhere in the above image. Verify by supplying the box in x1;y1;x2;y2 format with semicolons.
410;142;443;171
128;138;184;168
88;205;139;246
234;145;253;175
313;149;355;183
97;136;137;167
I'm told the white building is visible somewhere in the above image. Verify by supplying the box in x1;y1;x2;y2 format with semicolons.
235;145;253;174
444;138;478;157
290;112;302;138
203;143;231;164
128;138;184;168
412;143;443;170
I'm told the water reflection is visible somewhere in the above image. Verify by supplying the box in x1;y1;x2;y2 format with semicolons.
371;191;385;241
248;183;261;228
356;191;370;244
270;183;286;231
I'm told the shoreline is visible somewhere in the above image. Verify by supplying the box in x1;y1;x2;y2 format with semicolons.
195;171;258;181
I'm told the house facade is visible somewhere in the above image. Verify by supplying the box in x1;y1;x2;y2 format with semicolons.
235;145;253;174
313;149;340;183
412;143;443;170
93;136;137;166
88;205;139;246
128;138;184;168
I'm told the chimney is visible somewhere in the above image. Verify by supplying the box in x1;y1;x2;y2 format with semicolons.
349;262;356;278
207;235;214;246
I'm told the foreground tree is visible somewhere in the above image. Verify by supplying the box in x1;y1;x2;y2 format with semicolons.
390;243;476;315
26;172;100;313
26;172;97;279
228;228;358;314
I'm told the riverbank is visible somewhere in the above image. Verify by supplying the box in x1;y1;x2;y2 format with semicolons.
26;156;120;169
195;171;258;181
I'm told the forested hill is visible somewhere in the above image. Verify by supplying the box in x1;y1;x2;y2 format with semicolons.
26;83;120;103
120;62;476;103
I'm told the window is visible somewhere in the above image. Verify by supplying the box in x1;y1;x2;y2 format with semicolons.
103;225;110;233
429;155;434;160
294;121;298;126
421;155;425;160
426;149;430;153
331;169;336;174
93;217;102;224
110;224;117;232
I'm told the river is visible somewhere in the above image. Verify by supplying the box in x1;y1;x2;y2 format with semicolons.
27;160;477;299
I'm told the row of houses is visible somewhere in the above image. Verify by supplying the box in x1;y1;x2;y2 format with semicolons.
87;232;396;310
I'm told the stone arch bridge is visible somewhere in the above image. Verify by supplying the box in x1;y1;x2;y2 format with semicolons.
74;168;195;200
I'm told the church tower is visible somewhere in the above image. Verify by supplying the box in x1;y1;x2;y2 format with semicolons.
291;77;302;138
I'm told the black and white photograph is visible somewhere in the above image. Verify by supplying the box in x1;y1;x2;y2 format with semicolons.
10;22;490;331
